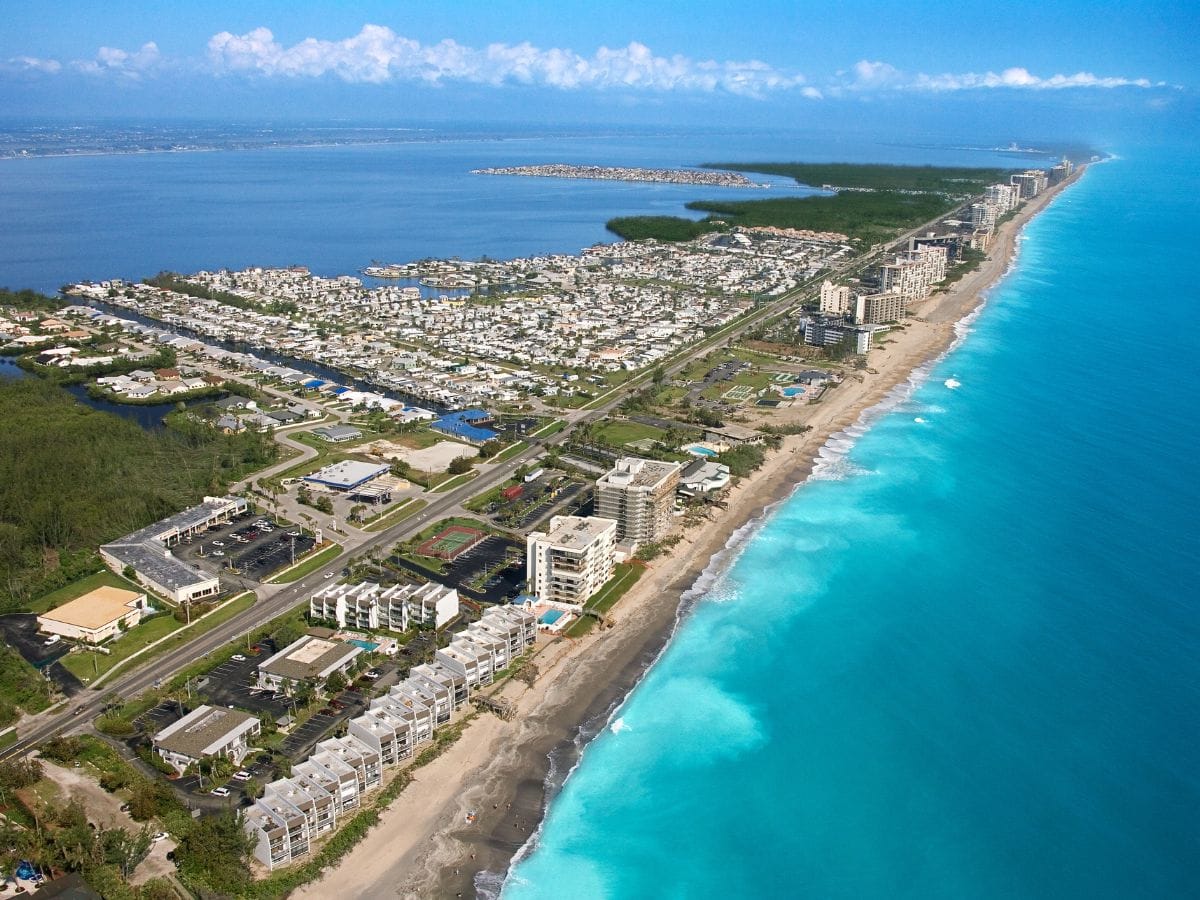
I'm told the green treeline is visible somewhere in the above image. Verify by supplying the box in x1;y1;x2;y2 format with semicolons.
608;190;959;245
702;161;1014;192
143;272;298;316
0;287;63;312
0;644;51;727
0;378;278;610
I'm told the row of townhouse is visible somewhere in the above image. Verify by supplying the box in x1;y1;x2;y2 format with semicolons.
246;605;536;870
309;580;460;633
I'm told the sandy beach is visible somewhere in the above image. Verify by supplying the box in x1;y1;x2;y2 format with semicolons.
291;168;1083;900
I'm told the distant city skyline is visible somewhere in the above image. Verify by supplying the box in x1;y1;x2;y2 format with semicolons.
1;1;1194;142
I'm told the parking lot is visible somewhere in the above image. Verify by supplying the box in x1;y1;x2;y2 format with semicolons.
173;515;313;583
391;535;524;604
196;642;293;720
0;612;84;696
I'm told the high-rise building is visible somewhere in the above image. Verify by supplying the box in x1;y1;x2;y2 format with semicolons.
819;279;852;315
595;457;681;545
526;515;617;605
853;291;906;325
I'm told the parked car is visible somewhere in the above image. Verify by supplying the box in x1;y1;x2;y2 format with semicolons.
43;634;61;646
151;832;169;843
365;670;381;680
211;787;231;797
231;654;246;662
211;550;225;557
324;572;336;579
211;540;225;547
232;770;252;781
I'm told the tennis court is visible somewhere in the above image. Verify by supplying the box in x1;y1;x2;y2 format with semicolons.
722;385;756;403
416;525;487;561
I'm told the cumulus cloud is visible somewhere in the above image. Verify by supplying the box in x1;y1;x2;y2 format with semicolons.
847;59;1162;92
73;42;162;79
204;25;809;97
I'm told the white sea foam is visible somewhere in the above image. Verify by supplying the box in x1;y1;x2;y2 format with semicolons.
914;417;927;424
944;378;962;390
609;717;630;735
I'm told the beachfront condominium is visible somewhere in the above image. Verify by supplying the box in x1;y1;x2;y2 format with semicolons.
309;580;459;632
526;515;618;606
1011;170;1048;199
595;457;682;546
877;245;948;301
819;279;852;315
853;291;907;326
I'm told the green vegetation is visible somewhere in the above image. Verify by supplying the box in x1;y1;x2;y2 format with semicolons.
605;215;717;243
717;443;768;477
0;644;51;727
565;563;644;637
60;613;184;683
363;498;427;532
431;469;479;492
493;439;531;461
703;161;1014;192
1;286;62;313
267;542;342;583
591;419;667;447
608;161;1015;247
0;378;278;611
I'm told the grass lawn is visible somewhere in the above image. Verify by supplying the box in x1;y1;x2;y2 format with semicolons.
464;479;520;512
529;419;566;438
593;420;666;447
492;439;530;461
363;498;428;532
83;591;257;688
0;729;16;750
61;612;184;683
431;470;479;493
565;563;644;637
29;569;144;615
267;542;343;583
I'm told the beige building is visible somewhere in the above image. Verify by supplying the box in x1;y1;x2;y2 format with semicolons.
853;291;907;325
256;635;363;694
152;704;260;774
526;515;618;606
595;457;681;545
37;586;148;644
818;279;852;315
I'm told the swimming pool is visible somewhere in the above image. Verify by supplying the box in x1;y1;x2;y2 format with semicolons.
539;609;564;625
685;445;718;457
348;639;379;651
781;386;806;397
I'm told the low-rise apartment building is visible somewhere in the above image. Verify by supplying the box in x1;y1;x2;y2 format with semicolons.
152;705;260;774
256;634;363;694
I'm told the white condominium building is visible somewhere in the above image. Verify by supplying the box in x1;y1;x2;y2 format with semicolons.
877;245;948;301
309;580;459;632
526;515;618;606
818;279;852;315
595;457;682;545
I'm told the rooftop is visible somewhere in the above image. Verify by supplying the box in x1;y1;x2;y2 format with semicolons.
599;456;681;490
258;634;362;682
38;586;144;631
153;704;258;760
538;515;617;548
303;460;390;490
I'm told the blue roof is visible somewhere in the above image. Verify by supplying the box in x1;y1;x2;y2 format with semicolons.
433;410;497;443
331;386;351;395
303;379;325;388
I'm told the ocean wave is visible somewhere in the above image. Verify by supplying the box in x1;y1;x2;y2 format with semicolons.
914;416;927;424
944;378;962;390
609;716;630;735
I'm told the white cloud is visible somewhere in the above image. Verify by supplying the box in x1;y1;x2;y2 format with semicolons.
204;25;811;97
3;56;62;75
73;42;161;79
848;60;1162;92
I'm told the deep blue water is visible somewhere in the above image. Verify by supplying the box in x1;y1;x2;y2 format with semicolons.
503;145;1200;898
0;123;1045;294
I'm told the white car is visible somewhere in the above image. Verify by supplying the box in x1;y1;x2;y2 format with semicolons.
151;832;169;843
211;540;225;547
231;654;246;662
324;572;336;579
232;770;252;781
211;787;231;797
43;634;61;646
211;550;225;557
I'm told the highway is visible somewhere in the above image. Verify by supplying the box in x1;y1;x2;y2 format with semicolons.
2;198;971;761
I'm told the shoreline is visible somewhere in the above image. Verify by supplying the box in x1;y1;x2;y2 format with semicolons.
290;167;1085;900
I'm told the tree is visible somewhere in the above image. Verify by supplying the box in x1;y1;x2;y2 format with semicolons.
325;671;347;694
175;811;254;896
477;439;503;459
447;456;473;475
122;564;137;581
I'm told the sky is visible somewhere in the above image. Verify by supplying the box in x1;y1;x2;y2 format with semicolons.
1;0;1195;143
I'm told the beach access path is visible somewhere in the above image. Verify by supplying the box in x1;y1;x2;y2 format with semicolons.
293;167;1087;900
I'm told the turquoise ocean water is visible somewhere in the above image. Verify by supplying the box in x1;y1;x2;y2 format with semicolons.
503;146;1200;898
